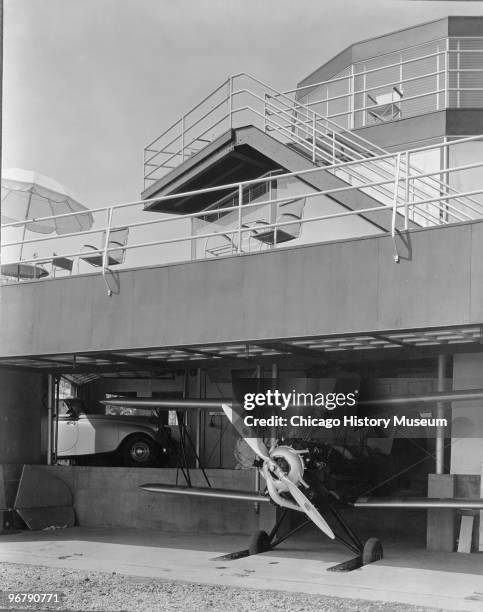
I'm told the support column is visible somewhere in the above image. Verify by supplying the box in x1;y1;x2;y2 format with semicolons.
47;375;55;466
195;369;202;468
435;354;448;474
427;354;454;551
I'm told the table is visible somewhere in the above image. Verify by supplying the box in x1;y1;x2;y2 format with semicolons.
1;263;49;280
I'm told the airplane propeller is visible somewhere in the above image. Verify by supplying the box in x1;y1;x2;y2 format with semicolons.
221;404;335;540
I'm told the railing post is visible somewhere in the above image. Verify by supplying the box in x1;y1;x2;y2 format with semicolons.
457;39;461;108
102;208;112;269
229;76;234;131
264;93;268;133
392;153;401;263
102;207;114;295
445;38;449;109
349;65;355;130
181;115;185;162
312;114;316;163
404;150;410;230
238;183;243;254
436;47;440;111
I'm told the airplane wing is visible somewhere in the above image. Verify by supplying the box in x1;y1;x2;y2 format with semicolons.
355;497;483;509
358;387;483;407
101;398;223;411
139;486;483;511
141;483;270;503
103;387;483;411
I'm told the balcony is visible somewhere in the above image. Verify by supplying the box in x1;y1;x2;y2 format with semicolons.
295;37;483;131
3;135;483;293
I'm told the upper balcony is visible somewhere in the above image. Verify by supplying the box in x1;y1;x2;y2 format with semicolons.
295;18;483;134
142;38;483;203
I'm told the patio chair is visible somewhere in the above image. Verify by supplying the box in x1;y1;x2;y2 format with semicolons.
204;232;239;257
367;87;403;123
51;253;74;277
248;197;306;246
79;227;129;268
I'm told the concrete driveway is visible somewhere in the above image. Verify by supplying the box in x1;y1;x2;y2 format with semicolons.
0;528;482;611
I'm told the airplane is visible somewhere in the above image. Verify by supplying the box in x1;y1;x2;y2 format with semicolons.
102;386;483;572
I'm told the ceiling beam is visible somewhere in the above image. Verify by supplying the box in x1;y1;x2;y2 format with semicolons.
253;341;327;361
84;351;171;372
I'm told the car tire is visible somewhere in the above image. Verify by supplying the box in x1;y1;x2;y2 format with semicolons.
121;434;159;467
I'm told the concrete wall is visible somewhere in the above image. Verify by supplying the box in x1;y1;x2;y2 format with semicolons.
0;369;45;464
351;109;483;153
28;465;429;541
0;369;45;518
34;466;274;535
1;220;483;358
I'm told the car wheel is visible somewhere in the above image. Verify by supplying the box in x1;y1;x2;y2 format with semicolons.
122;435;159;467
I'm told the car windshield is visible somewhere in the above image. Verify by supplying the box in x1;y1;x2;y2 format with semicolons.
60;398;85;418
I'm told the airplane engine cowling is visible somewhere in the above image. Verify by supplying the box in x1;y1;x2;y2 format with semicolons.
268;445;306;493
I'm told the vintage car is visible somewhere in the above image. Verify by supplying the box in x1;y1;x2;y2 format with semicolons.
56;397;174;467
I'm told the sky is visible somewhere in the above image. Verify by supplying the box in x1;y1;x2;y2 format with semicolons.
4;0;483;210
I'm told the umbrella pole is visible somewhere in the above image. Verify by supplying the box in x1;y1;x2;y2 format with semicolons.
18;188;33;261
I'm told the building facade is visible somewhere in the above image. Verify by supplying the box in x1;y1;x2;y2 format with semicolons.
1;17;483;548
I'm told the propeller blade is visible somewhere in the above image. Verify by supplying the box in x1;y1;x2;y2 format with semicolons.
221;403;270;460
280;476;335;539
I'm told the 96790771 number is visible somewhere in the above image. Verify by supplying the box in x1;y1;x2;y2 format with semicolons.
4;592;62;604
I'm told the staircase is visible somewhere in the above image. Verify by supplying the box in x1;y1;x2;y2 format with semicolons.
144;73;483;228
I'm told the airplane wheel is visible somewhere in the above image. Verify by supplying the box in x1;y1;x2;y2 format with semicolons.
248;530;271;555
362;537;383;565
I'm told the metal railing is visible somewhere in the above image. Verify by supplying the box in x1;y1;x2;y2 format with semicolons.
145;37;483;187
143;71;480;228
289;37;483;129
4;135;483;293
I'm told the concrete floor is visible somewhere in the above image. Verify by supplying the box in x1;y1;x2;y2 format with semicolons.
0;528;482;611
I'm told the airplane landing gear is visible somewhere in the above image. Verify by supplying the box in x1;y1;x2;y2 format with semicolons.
212;507;383;571
248;530;271;555
362;537;383;565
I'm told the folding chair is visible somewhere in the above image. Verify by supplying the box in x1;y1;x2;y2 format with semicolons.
51;253;74;277
79;227;129;269
249;197;306;246
367;86;403;123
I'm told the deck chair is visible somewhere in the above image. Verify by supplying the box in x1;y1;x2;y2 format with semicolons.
79;227;129;268
204;232;239;257
51;253;74;277
367;86;403;123
249;197;306;246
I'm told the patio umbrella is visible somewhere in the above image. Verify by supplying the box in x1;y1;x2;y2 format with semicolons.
1;168;94;236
